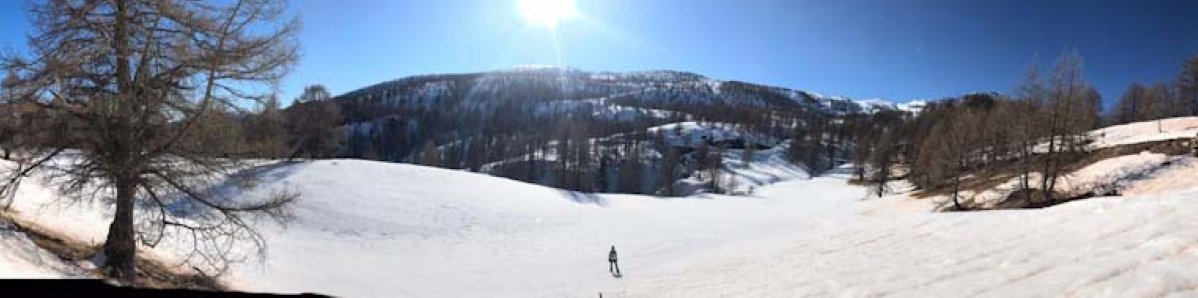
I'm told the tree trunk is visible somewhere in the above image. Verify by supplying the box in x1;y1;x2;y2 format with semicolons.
1020;142;1032;204
102;176;138;283
951;161;964;211
950;178;962;211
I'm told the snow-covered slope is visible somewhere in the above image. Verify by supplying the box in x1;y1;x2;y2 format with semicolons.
0;220;83;278
1091;116;1198;149
646;122;778;148
221;161;851;297
674;141;813;195
341;67;898;117
620;190;1198;297
6;159;855;296
803;91;922;115
866;117;1198;212
5;130;1198;296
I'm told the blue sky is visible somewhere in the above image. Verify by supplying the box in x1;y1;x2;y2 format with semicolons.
3;0;1198;107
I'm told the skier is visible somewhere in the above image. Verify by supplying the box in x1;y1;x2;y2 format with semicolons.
608;245;621;277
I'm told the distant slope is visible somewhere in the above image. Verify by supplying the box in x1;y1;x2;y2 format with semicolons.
325;66;911;195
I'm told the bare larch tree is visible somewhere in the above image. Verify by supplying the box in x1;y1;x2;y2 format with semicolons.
1;0;299;283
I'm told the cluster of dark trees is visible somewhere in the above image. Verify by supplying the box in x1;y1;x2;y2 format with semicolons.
130;85;347;163
853;51;1198;210
785;111;862;173
1108;55;1198;127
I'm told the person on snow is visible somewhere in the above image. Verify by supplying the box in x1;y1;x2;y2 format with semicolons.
608;245;621;276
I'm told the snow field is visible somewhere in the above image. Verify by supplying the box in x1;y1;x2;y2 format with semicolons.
614;191;1198;297
4;117;1198;297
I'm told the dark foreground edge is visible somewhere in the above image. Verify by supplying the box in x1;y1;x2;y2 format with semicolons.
0;279;331;297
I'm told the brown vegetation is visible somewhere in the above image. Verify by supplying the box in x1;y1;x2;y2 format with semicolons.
1;212;222;290
853;50;1198;211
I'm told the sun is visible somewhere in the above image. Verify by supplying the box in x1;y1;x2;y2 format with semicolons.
516;0;581;30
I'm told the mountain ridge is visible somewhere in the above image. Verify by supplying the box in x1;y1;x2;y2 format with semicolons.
334;66;925;115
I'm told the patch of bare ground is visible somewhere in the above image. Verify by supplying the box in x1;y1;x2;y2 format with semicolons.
912;138;1195;210
0;211;223;291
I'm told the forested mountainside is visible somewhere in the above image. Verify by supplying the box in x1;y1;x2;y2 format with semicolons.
320;66;919;195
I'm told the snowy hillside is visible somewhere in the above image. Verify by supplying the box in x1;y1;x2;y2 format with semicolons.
1091;116;1198;149
646;122;778;148
867;117;1198;212
4;158;850;296
339;66;893;117
3;146;1198;296
331;66;910;186
803;91;924;115
0;220;83;278
620;190;1198;297
10;155;1198;297
3;117;1197;297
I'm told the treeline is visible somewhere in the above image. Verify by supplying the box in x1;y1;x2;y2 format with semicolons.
1108;55;1198;126
856;52;1098;209
178;84;346;161
0;83;344;164
854;51;1198;210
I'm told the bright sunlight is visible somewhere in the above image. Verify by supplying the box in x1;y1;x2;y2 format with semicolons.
516;0;581;30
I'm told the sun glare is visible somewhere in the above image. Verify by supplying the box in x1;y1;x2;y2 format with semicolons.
517;0;581;30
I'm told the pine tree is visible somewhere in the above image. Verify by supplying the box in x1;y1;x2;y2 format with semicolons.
421;140;440;167
660;147;679;196
741;141;755;168
1112;83;1147;125
868;129;896;198
711;144;727;193
1177;55;1198;116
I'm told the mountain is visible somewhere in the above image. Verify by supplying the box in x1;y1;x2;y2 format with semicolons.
327;66;912;195
336;65;901;120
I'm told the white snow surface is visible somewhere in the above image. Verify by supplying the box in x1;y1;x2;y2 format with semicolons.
4;134;1198;296
1120;156;1198;196
0;220;83;278
896;100;927;114
647;122;777;148
1091;116;1198;149
533;97;672;122
6;159;853;296
709;144;812;195
224;161;851;297
621;191;1198;297
863;151;1183;212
